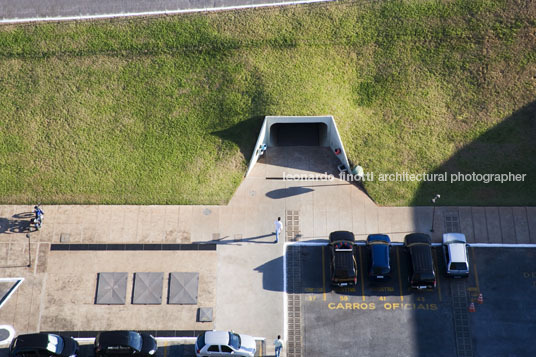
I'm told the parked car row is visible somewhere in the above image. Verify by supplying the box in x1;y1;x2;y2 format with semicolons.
9;331;157;357
8;330;257;357
328;231;470;289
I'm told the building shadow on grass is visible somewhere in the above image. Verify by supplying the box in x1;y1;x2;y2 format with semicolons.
212;115;265;161
411;100;536;206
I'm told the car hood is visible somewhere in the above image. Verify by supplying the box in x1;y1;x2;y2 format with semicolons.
239;334;256;352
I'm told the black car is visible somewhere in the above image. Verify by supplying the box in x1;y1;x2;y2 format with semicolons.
9;333;79;357
95;331;157;357
366;234;391;281
329;231;358;287
404;233;436;290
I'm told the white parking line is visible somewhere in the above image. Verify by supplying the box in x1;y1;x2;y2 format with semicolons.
466;243;536;248
0;277;24;310
0;0;335;24
285;241;536;248
283;243;288;343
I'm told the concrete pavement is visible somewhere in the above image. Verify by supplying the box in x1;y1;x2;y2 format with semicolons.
1;147;535;356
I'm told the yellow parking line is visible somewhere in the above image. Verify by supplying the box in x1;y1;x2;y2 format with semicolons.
163;341;167;357
260;340;263;356
433;249;442;302
396;248;404;302
321;246;326;301
358;246;365;301
471;246;480;293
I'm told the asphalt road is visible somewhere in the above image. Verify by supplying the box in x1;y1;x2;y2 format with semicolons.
0;0;331;22
298;245;536;357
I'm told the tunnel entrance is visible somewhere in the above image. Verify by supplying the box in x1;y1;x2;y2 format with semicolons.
270;123;327;146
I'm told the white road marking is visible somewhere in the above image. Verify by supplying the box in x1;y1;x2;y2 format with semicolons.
0;0;335;24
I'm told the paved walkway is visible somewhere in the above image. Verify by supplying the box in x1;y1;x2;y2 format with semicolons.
0;0;332;23
0;147;535;356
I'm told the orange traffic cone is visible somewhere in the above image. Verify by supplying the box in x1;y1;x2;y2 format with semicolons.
468;302;476;312
477;293;483;304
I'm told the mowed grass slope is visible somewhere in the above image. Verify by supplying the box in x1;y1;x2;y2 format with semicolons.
0;0;535;205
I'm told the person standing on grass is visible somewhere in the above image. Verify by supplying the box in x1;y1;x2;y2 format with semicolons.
274;335;283;357
274;217;283;243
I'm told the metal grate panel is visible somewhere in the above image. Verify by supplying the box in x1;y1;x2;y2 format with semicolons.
286;210;301;242
445;213;461;233
451;279;473;357
286;246;303;357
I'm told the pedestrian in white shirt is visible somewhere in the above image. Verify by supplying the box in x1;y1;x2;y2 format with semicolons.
274;217;283;243
274;335;283;357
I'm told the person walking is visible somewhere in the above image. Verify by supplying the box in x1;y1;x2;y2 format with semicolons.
273;335;283;357
274;217;283;243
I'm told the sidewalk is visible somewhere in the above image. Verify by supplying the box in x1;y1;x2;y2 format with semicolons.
0;147;535;357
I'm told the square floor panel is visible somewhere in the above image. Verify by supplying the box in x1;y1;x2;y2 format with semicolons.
168;272;199;304
95;272;128;305
132;272;163;305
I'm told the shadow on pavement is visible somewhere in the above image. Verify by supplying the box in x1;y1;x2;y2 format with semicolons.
0;216;33;234
265;187;314;199
198;233;276;245
254;256;284;292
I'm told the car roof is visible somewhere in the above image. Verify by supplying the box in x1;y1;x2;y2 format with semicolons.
12;334;62;353
409;244;434;271
329;231;355;243
448;243;468;263
334;251;356;277
371;244;389;268
443;233;467;244
204;331;229;345
97;331;142;351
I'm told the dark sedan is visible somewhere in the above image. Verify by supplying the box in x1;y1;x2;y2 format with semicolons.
95;331;157;357
366;234;391;281
9;333;79;357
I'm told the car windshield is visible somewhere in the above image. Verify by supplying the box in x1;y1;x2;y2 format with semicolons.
196;333;206;349
450;262;468;271
46;335;63;354
228;332;241;350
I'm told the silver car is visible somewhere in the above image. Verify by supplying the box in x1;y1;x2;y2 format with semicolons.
195;330;256;357
442;233;470;277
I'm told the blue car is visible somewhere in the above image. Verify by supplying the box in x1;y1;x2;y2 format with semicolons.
366;234;391;281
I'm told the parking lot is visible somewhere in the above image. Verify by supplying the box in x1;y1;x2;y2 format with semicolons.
297;245;536;357
0;339;267;357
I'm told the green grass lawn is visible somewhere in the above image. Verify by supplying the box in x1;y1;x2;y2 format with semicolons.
0;0;535;205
